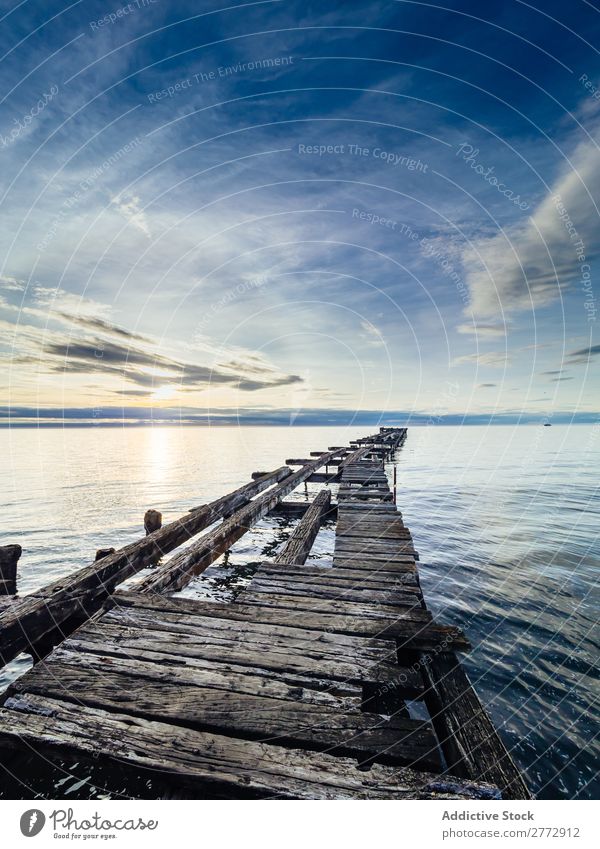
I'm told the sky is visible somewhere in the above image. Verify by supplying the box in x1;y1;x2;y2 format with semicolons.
0;0;599;425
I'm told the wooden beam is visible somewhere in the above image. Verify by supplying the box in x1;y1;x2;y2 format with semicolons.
275;490;331;566
0;467;291;669
422;652;531;799
286;458;342;466
338;447;371;468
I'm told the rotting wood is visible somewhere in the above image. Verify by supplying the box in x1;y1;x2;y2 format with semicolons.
0;695;499;799
0;545;21;596
0;466;291;669
138;451;340;594
422;653;532;800
110;592;469;650
144;509;162;535
10;668;435;767
275;489;331;566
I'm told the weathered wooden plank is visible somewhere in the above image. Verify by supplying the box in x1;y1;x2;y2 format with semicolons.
335;540;416;554
338;504;398;513
286;458;342;466
340;478;388;484
259;563;419;586
338;447;372;467
248;572;419;595
0;696;499;799
337;527;412;540
246;579;421;607
334;547;418;560
110;592;467;649
12;666;435;767
237;591;428;623
422;653;532;799
332;554;416;567
65;621;405;688
138;451;340;595
337;517;406;529
336;527;408;539
275;489;331;566
101;604;402;658
38;645;362;707
338;487;393;502
0;467;292;669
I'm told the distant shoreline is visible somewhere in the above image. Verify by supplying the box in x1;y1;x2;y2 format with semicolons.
0;420;597;428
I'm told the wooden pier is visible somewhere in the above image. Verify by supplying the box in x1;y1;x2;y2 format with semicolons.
0;428;530;800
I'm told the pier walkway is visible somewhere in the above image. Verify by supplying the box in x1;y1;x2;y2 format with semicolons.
0;428;530;799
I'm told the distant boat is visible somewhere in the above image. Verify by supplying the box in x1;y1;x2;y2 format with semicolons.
544;422;552;427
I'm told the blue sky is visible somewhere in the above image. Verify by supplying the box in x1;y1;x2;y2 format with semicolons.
0;0;598;424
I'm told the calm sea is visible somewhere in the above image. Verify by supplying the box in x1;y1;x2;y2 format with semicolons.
1;424;598;799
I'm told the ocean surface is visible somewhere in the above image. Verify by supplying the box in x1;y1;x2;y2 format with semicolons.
0;424;598;800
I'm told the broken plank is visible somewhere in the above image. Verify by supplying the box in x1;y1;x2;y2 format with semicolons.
0;696;497;799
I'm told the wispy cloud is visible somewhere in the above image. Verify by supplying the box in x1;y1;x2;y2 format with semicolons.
453;351;510;367
565;343;600;365
459;131;600;318
110;193;151;238
0;275;25;291
457;322;507;338
2;286;304;400
360;319;386;347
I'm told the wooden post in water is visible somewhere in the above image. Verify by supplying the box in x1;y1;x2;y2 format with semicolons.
144;510;163;568
144;509;162;535
0;545;21;595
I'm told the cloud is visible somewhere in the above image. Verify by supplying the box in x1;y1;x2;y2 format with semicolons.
457;322;507;337
460;131;600;318
110;194;151;238
42;337;303;392
360;320;386;347
453;351;510;367
541;369;564;375
61;314;151;342
32;287;113;319
565;343;600;365
0;276;25;291
477;383;497;388
2;282;305;398
551;376;574;381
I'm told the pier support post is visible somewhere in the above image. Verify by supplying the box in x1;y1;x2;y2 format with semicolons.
144;509;162;535
0;545;21;595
